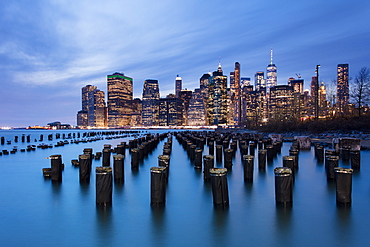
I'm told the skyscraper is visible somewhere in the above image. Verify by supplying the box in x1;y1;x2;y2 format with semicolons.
142;79;160;126
319;82;328;117
269;85;294;121
230;62;241;125
255;71;265;91
87;89;107;127
207;63;228;125
179;89;193;125
175;75;182;98
200;73;211;96
107;72;133;127
158;96;183;126
288;78;304;94
310;76;318;117
77;85;97;127
266;49;277;91
337;64;349;115
240;77;251;88
187;88;206;126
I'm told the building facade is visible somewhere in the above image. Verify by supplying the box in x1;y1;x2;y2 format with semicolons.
266;49;277;92
142;79;160;126
77;85;97;127
175;75;182;98
187;88;206;126
158;96;183;126
337;64;349;115
107;72;133;127
206;64;228;125
87;89;107;127
255;71;265;91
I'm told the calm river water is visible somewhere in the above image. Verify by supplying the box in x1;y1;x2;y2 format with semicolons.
0;129;369;247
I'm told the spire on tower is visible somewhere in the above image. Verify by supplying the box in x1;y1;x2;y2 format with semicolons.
270;48;273;65
217;56;223;73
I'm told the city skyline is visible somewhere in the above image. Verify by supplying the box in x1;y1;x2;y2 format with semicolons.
1;0;369;127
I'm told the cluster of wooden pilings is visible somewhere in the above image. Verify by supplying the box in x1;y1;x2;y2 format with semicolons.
0;131;141;156
174;131;280;208
41;130;361;208
43;132;169;207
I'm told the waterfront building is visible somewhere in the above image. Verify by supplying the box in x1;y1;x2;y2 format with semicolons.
107;72;133;127
207;64;228;125
187;89;206;126
131;98;142;127
266;49;277;91
337;64;349;115
179;89;193;125
269;85;294;121
158;96;183;126
87;89;107;127
77;85;97;127
255;71;266;91
175;75;182;98
77;111;88;127
142;79;160;126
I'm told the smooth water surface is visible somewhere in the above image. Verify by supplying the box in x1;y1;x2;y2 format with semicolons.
0;129;369;247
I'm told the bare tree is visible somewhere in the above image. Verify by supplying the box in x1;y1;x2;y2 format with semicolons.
351;67;370;117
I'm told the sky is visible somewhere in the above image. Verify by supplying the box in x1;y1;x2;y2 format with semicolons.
0;0;369;127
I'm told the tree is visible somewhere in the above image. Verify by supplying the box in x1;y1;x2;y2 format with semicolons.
351;67;370;117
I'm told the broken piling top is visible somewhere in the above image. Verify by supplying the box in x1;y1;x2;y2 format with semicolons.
294;136;311;150
332;138;361;152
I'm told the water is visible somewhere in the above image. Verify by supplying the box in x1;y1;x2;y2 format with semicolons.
0;129;370;247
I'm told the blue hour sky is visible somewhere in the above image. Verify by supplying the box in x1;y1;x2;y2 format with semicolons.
0;0;369;127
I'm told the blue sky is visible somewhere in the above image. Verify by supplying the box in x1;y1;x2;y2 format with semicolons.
1;0;369;127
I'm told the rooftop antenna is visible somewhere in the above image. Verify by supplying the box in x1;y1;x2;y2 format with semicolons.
270;48;273;65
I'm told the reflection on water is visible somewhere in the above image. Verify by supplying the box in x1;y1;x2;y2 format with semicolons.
96;205;113;245
51;180;62;195
212;207;229;247
80;182;90;197
150;206;167;246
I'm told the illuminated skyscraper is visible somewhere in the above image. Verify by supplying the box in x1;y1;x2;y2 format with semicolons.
269;85;294;121
230;62;241;125
200;73;211;96
337;64;349;114
240;77;251;88
179;89;193;125
255;72;265;91
142;79;160;126
175;75;182;98
131;98;142;127
87;89;107;127
107;72;133;127
310;76;318;117
158;96;183;126
288;78;304;94
207;63;228;125
266;49;277;91
187;89;206;126
77;85;97;127
319;82;328;117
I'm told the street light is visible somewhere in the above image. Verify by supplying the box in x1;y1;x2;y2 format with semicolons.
315;65;320;119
